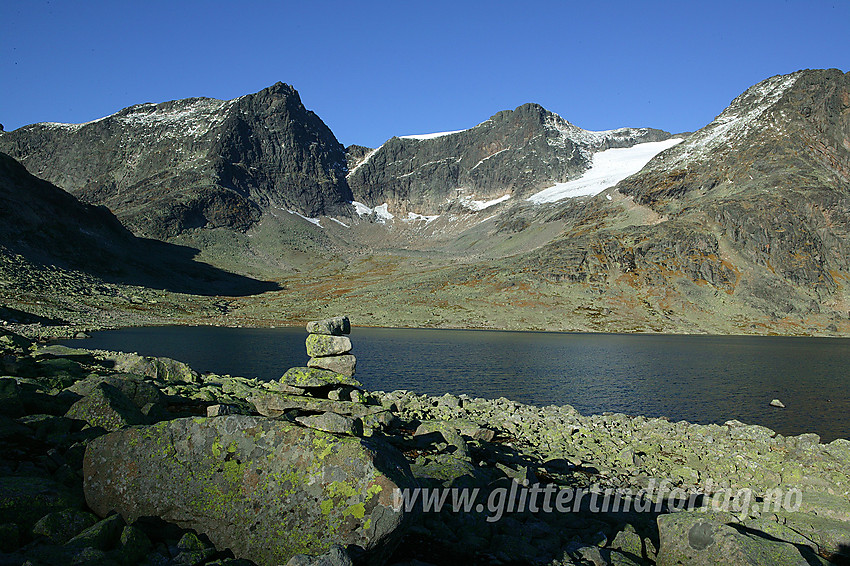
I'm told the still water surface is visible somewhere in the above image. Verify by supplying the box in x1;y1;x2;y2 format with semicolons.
61;326;850;442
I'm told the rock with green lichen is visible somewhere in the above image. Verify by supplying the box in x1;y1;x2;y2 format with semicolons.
295;412;363;436
94;350;200;383
307;354;356;377
117;524;152;564
305;335;352;358
66;373;165;415
280;367;361;389
83;415;417;566
65;513;125;550
306;317;351;336
249;390;384;419
656;510;828;566
64;382;148;431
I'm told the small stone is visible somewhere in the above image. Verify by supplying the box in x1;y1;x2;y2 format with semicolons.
308;354;356;377
770;399;786;408
295;412;364;436
207;404;243;417
306;316;351;336
306;335;352;358
327;386;355;401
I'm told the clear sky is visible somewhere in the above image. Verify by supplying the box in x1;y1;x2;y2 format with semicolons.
1;1;848;149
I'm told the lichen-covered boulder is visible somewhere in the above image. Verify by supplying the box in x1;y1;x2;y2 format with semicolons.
306;317;351;336
656;510;826;566
94;351;200;383
282;367;361;389
305;335;352;358
83;415;416;566
65;382;148;431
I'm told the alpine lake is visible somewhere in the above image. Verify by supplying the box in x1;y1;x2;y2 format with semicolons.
60;325;850;442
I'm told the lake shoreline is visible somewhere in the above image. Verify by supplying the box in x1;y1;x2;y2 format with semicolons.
2;326;849;565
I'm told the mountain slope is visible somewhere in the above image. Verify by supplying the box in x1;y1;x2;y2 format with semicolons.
234;69;850;336
0;83;351;239
0;151;276;297
346;102;671;215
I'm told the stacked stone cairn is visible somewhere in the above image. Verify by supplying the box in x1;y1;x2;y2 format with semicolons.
248;315;397;437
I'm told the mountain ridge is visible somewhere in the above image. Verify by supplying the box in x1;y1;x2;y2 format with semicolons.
2;69;849;337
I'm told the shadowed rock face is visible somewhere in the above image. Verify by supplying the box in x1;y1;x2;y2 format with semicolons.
346;102;671;214
0;83;352;239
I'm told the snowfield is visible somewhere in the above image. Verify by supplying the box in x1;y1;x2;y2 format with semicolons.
399;129;468;140
526;138;683;204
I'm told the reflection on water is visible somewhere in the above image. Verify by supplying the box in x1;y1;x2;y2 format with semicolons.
61;326;850;442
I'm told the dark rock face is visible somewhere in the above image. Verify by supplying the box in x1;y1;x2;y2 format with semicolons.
0;83;351;239
347;102;670;214
83;415;416;566
0;151;278;295
0;151;137;267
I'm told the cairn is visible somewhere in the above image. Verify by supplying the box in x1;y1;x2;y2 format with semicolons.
248;316;393;436
305;315;356;376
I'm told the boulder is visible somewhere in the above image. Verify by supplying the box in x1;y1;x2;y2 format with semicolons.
31;509;99;545
281;367;361;389
32;345;94;362
656;510;826;566
306;335;352;358
306;317;351;336
65;382;148;431
66;373;165;413
295;412;363;436
308;355;357;377
96;351;200;383
83;415;416;565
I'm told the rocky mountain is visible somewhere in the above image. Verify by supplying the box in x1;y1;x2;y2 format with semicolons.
487;68;850;331
0;150;276;298
0;83;351;239
2;69;849;337
346;102;671;215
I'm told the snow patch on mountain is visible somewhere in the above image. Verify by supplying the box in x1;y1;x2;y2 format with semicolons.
462;194;512;211
346;146;381;177
527;138;683;204
352;201;394;223
404;212;440;223
663;73;799;168
400;129;468;140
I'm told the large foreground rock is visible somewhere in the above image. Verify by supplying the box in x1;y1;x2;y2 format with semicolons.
83;415;416;565
656;511;828;566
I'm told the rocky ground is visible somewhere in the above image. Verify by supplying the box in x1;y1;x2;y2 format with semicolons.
1;319;850;565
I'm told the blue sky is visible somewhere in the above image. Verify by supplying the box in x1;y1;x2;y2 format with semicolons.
1;1;848;148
